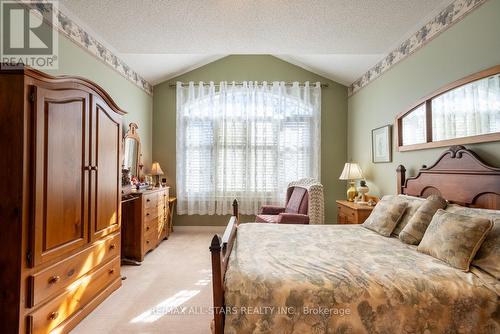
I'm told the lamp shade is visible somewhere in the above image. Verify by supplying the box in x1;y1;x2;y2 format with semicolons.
339;162;364;180
151;162;164;176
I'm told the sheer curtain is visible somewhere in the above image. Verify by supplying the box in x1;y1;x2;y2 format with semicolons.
432;74;500;141
176;81;321;215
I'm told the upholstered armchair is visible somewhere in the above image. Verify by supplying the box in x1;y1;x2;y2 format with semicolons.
256;178;324;225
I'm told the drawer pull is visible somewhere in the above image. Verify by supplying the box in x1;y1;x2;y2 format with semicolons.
146;226;150;231
146;199;151;202
146;240;150;244
109;244;116;250
146;213;150;216
48;311;59;321
48;275;60;284
108;268;115;275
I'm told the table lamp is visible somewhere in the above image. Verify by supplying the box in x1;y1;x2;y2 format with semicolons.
151;162;164;188
339;162;364;202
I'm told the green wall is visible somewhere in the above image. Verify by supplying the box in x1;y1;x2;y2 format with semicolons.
153;55;348;226
45;30;154;167
348;0;500;197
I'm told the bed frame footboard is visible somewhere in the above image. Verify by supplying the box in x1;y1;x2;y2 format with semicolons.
210;199;239;334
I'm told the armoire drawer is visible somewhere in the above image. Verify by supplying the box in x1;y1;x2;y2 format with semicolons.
27;257;120;334
28;232;120;308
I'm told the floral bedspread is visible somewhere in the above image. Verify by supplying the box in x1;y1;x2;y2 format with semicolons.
224;223;499;334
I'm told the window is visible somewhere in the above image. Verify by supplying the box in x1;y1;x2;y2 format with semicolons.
401;104;426;146
397;66;500;151
176;81;321;215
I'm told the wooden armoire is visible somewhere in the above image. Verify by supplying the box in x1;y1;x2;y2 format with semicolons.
0;66;124;333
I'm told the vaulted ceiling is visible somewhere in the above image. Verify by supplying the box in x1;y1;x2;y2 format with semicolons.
59;0;455;86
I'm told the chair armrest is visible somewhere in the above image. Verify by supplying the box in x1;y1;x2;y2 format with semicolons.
277;213;309;224
260;205;286;215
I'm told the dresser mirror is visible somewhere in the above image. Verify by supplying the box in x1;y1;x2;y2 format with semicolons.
123;122;143;178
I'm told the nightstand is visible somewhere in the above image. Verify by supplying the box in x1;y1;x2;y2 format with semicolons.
336;200;374;224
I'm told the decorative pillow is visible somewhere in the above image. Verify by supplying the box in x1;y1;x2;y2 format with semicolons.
473;219;500;279
392;195;425;236
417;209;493;271
399;195;447;245
362;196;408;237
445;205;500;279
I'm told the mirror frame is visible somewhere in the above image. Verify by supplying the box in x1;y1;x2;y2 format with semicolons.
123;122;143;178
395;65;500;152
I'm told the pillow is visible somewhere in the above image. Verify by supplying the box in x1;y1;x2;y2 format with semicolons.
392;195;425;236
473;219;500;279
417;209;493;271
362;196;408;237
445;205;500;279
399;195;447;245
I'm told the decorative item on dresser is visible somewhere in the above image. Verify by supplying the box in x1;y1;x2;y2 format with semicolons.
0;66;124;333
123;122;143;179
151;162;164;188
121;187;170;263
336;200;374;224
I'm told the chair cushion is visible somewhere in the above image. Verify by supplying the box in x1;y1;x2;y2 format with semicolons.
285;187;307;214
256;214;279;224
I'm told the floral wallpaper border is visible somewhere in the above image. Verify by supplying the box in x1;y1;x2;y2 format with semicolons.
21;1;153;95
348;0;488;97
20;0;487;97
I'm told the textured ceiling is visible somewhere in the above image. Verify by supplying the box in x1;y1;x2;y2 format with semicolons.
59;0;455;85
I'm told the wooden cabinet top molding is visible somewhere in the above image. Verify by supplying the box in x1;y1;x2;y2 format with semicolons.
1;64;126;116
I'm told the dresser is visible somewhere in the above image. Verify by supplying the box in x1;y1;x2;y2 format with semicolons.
122;187;170;262
0;67;123;333
336;200;374;224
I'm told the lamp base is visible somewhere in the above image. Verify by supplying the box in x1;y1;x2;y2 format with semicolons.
153;175;161;188
347;181;358;202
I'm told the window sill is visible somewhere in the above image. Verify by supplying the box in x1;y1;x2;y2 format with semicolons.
398;132;500;152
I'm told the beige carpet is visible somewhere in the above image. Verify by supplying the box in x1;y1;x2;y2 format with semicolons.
72;226;225;334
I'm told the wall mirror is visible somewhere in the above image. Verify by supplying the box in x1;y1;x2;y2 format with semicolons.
123;123;143;178
396;65;500;151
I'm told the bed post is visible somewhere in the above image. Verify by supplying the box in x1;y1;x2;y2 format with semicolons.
210;199;239;334
396;165;406;194
232;198;239;220
210;235;223;334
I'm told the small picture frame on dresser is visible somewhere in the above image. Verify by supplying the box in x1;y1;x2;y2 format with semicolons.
372;124;392;163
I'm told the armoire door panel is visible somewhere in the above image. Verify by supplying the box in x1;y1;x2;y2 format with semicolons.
33;87;90;266
91;96;121;240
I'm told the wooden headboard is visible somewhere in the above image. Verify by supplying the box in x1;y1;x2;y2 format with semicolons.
397;146;500;210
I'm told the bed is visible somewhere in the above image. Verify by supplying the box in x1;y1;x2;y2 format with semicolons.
209;146;500;334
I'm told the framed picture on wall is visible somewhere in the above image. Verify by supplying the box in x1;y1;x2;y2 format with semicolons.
372;125;392;163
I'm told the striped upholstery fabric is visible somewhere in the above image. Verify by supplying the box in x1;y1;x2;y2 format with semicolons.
255;215;279;223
